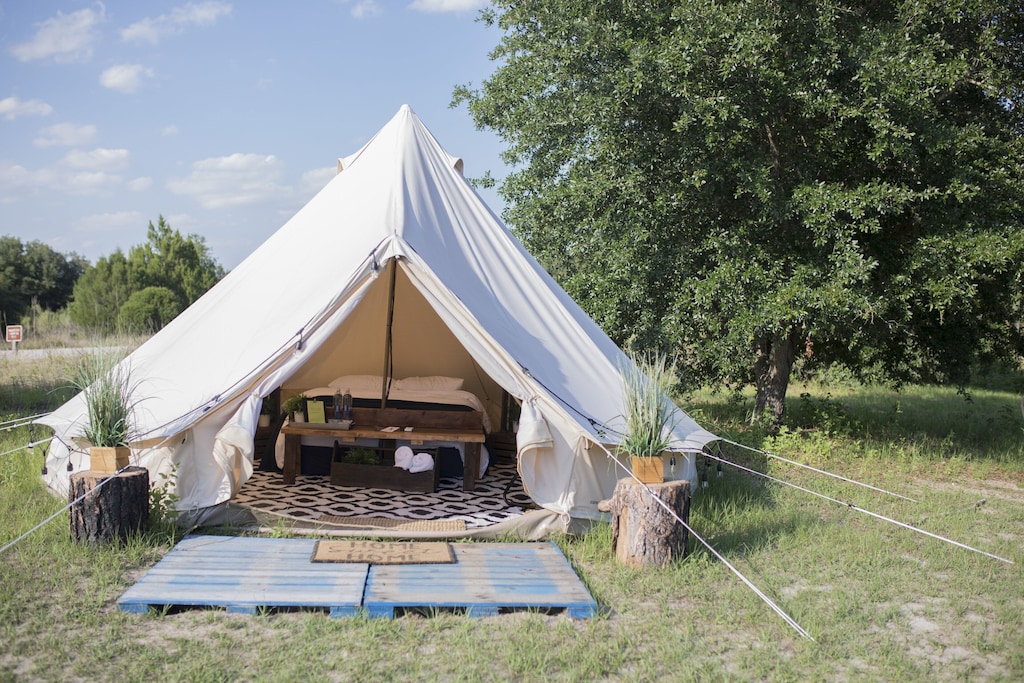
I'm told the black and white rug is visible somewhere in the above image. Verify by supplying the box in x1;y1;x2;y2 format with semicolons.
235;459;534;530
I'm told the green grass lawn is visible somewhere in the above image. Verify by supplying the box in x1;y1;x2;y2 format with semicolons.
1;352;1022;681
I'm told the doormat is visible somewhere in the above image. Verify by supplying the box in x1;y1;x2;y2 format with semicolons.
312;540;455;564
316;514;467;532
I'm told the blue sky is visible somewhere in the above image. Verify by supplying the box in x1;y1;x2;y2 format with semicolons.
0;1;508;269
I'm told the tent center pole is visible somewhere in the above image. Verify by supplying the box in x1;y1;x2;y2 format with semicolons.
380;258;397;408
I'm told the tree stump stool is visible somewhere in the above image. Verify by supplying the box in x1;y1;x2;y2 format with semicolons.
600;478;691;568
69;466;150;544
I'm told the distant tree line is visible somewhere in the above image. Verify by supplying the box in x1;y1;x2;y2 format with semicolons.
0;236;87;329
1;216;225;336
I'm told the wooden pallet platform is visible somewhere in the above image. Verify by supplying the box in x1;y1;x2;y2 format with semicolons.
363;542;597;619
116;535;367;617
117;536;596;620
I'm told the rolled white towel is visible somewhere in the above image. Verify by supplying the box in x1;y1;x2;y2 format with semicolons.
394;445;414;470
408;451;434;473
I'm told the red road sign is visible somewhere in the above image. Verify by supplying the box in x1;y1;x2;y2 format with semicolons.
5;325;22;343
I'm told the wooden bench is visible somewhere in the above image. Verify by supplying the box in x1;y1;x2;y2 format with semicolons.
280;406;486;490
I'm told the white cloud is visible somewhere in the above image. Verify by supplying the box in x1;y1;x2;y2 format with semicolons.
62;148;132;172
100;64;154;93
127;177;153;192
408;0;486;12
299;166;336;196
74;210;147;233
164;212;196;230
66;171;127;195
161;124;180;136
10;5;105;63
167;153;288;208
34;123;97;147
351;1;382;18
0;148;135;199
121;1;233;44
0;96;54;120
0;161;58;202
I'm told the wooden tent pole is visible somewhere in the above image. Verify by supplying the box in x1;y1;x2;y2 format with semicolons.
379;257;397;408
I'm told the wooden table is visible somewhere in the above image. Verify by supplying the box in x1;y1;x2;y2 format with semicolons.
280;421;486;491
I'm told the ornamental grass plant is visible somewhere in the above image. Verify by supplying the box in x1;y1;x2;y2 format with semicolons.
70;348;137;448
619;351;678;459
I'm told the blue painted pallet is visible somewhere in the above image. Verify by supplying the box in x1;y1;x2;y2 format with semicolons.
362;542;597;619
116;535;367;617
118;537;596;620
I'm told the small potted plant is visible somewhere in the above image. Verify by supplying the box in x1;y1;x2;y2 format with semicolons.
282;393;307;423
258;399;274;428
619;351;677;484
71;349;138;473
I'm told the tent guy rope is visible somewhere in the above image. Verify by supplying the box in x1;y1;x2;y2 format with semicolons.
717;437;917;502
702;450;1013;565
0;437;52;460
595;442;815;642
0;464;131;556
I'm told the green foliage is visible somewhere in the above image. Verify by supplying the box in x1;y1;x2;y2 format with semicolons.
70;348;137;447
116;286;183;334
127;216;225;307
0;235;86;326
148;464;180;531
282;393;307;416
69;216;224;333
341;447;381;465
458;0;1024;423
68;250;133;333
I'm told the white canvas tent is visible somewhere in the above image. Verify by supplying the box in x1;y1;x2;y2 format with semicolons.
38;105;717;533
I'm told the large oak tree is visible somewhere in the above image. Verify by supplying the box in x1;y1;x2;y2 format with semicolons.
456;0;1024;425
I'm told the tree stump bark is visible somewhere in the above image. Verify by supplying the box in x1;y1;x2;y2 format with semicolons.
601;478;691;568
69;466;150;544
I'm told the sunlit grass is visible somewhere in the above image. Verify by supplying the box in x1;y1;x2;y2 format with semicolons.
1;353;1022;681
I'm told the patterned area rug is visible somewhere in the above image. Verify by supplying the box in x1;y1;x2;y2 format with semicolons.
235;459;534;530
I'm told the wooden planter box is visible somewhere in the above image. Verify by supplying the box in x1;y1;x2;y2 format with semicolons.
330;446;439;493
630;455;665;484
89;446;131;474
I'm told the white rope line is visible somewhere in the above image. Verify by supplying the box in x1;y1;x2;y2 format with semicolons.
718;437;917;502
0;413;49;431
0;437;52;459
703;451;1014;565
0;464;132;556
679;514;815;640
594;442;815;641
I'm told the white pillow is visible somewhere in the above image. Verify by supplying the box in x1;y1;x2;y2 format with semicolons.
393;375;464;391
327;375;382;391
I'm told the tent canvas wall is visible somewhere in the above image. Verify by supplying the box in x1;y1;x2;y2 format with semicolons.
38;105;717;531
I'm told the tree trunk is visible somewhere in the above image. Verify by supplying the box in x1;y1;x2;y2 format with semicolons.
601;478;691;568
69;467;149;544
752;327;802;430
